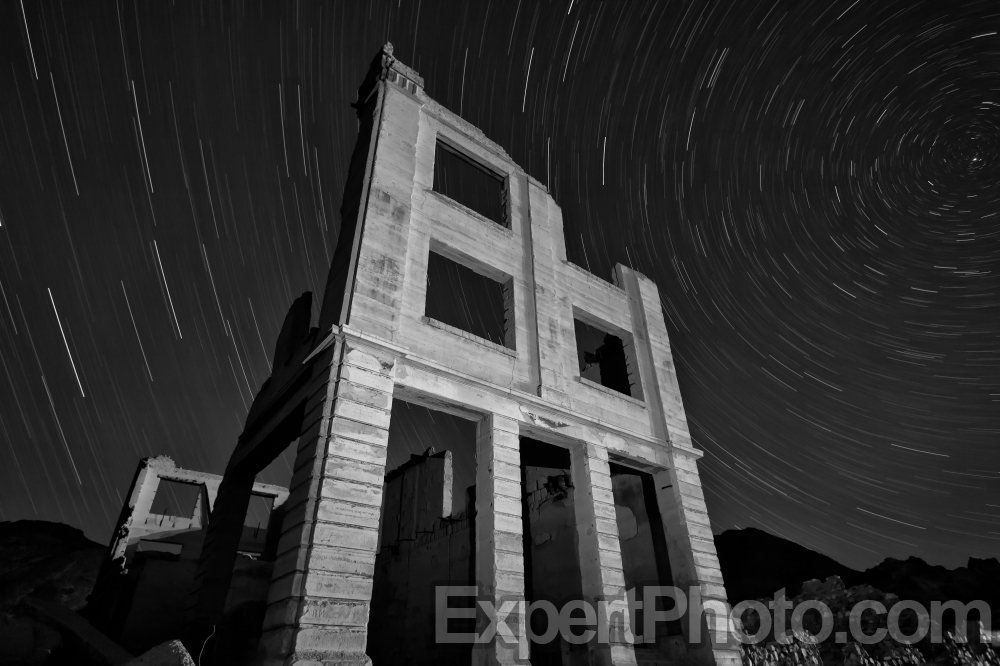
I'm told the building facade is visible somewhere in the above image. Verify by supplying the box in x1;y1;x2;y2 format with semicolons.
97;44;738;666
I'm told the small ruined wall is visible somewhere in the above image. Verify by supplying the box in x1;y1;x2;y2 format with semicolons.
369;512;473;664
369;450;472;665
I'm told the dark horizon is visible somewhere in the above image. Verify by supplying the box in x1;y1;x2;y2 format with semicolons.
0;0;997;572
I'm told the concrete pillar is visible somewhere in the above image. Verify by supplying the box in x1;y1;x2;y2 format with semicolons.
570;440;638;666
652;460;739;666
259;338;395;666
108;460;160;564
474;413;527;665
88;458;164;637
616;264;740;666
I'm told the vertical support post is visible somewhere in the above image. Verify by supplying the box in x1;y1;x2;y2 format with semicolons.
474;414;527;665
109;459;161;565
651;460;739;666
259;339;395;666
570;440;638;666
617;264;740;666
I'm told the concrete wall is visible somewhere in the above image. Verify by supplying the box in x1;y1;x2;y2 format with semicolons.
369;444;473;665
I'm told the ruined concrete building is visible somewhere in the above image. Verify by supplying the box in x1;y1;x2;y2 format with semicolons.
87;44;738;666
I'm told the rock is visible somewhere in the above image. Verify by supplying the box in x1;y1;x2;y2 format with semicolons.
20;596;133;665
0;614;63;665
124;640;196;666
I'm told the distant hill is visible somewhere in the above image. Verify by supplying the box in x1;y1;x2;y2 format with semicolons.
846;554;1000;614
0;520;105;612
714;527;859;602
715;526;1000;614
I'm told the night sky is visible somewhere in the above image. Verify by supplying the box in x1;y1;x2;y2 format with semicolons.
0;0;997;572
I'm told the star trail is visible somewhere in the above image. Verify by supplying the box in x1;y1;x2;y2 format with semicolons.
0;0;997;571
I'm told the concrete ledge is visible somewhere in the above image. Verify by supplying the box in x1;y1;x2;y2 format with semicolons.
564;259;627;296
426;188;515;235
421;316;517;357
577;376;646;407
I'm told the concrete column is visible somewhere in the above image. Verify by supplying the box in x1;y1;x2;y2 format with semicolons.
474;413;527;665
259;339;395;666
616;264;740;666
570;440;638;666
108;460;160;564
652;460;740;666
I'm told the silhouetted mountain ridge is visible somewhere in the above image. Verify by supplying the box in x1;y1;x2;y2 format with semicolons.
714;527;859;602
716;527;1000;614
0;520;105;612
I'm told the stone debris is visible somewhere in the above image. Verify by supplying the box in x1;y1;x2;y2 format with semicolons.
124;639;196;666
741;640;823;666
0;613;63;665
840;642;923;666
941;631;1000;666
738;576;1000;666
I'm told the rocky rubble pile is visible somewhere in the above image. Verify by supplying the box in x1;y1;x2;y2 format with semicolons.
738;631;997;666
738;576;998;666
941;633;1000;666
740;640;824;666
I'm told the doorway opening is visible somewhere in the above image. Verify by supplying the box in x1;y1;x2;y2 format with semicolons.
368;400;478;665
609;462;681;655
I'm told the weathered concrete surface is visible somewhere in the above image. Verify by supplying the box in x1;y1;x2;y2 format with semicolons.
473;414;528;666
255;341;395;666
124;639;195;666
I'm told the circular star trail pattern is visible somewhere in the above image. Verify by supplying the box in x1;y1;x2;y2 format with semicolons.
0;0;996;569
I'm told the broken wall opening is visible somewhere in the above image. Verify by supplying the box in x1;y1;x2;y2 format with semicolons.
573;315;642;399
424;248;514;350
433;139;508;227
257;444;295;489
519;437;587;664
608;461;681;653
149;479;202;521
368;400;477;666
239;494;275;557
